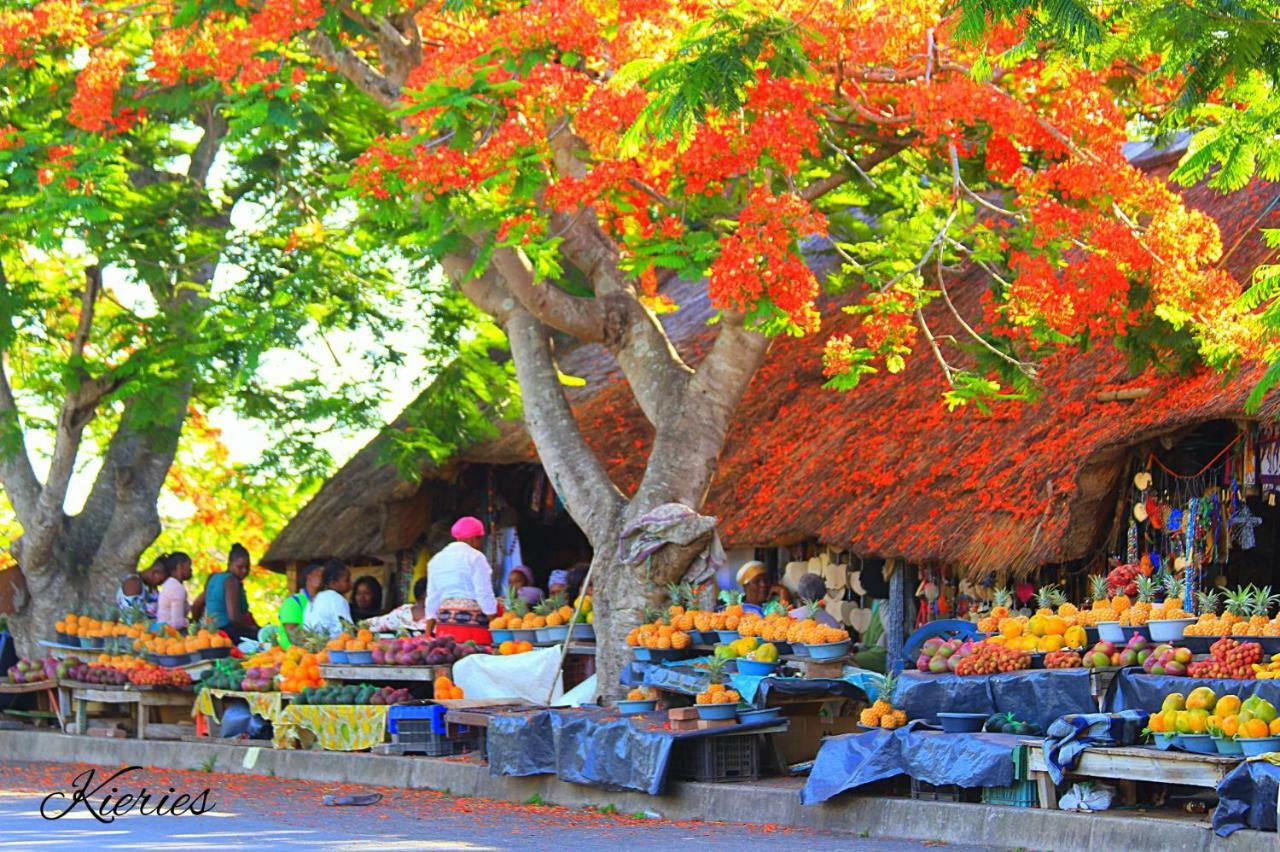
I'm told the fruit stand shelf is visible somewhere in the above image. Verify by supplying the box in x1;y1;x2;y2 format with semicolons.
319;664;451;682
1024;741;1241;809
64;685;195;741
0;679;65;732
38;641;215;676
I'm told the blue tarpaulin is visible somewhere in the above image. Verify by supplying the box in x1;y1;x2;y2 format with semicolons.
801;724;1022;805
622;661;869;706
1214;759;1280;836
896;669;1095;731
486;706;787;795
1104;668;1280;713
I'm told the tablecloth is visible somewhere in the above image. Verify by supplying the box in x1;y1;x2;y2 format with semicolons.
1214;756;1280;836
275;704;389;751
895;669;1095;731
192;689;288;725
801;724;1022;805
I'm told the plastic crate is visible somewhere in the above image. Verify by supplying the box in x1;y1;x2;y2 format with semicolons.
391;719;483;756
910;778;979;803
388;704;447;735
982;779;1038;808
671;734;760;783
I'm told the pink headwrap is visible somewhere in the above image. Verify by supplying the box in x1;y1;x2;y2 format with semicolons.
451;516;485;540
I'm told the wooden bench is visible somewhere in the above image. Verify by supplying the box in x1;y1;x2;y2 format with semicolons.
1025;742;1241;809
0;680;65;731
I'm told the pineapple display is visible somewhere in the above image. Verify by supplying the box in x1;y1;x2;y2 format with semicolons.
695;658;740;705
1120;575;1157;625
1148;573;1191;621
858;672;908;730
542;593;574;627
977;587;1012;633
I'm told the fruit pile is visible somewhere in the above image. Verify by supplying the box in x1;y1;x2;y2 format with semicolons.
626;622;693;651
916;637;977;673
497;640;535;655
1044;650;1082;669
490;592;578;631
695;683;741;705
664;585;746;633
858;673;908;729
982;712;1042;735
712;636;770;661
196;658;246;691
1184;585;1280;637
94;654;149;671
128;664;192;689
626;686;659;702
1141;643;1194;676
242;665;281;692
63;662;129;686
279;646;328;692
6;657;57;684
326;629;377;654
1187;638;1263;680
293;683;412;705
1150;688;1280;738
1250;653;1280;679
738;610;849;645
954;643;1030;675
433;674;465;699
373;635;490;666
56;610;148;644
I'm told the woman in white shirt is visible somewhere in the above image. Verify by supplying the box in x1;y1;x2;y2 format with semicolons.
304;559;353;638
425;516;498;643
156;552;193;628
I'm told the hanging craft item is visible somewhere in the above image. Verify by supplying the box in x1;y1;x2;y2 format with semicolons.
1134;471;1153;491
1126;520;1139;565
1133;501;1149;522
1231;504;1263;550
1259;424;1280;499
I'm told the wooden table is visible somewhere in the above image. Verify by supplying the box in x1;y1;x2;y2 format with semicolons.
1025;742;1242;809
319;664;450;682
63;684;194;740
38;641;215;678
0;680;65;731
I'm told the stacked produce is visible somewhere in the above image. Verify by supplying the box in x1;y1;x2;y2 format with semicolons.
497;640;535;655
982;712;1041;735
1149;688;1280;738
196;658;246;691
1141;643;1193;676
626;621;693;651
915;637;976;673
626;686;659;701
372;635;489;666
1077;635;1164;670
712;635;766;660
1186;638;1264;680
738;605;849;645
1251;653;1280;679
128;664;192;688
293;683;412;705
279;646;327;692
695;658;741;705
240;664;280;692
63;662;129;686
954;643;1030;675
433;674;464;699
1117;575;1192;626
981;585;1090;651
94;654;149;671
858;673;908;729
6;657;57;684
1184;586;1280;637
1044;650;1082;669
325;628;377;655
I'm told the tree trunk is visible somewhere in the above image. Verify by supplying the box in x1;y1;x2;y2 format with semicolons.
7;547;121;657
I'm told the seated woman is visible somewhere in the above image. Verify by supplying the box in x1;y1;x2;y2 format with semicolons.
735;561;771;616
546;569;570;599
304;559;353;639
505;565;543;607
364;578;429;633
350;576;384;622
276;562;324;649
789;573;841;627
200;543;260;643
156;552;193;628
118;557;167;618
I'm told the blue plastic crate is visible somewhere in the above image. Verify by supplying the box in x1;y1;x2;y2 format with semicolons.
982;779;1038;808
388;704;447;735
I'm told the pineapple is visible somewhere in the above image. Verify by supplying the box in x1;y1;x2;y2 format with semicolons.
1250;586;1278;629
990;586;1012;620
1089;575;1109;606
543;592;569;626
1034;584;1059;616
665;582;687;619
1135;575;1156;604
1225;586;1253;634
1194;589;1220;617
1157;572;1188;618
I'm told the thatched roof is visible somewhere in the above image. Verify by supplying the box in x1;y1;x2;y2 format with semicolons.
266;169;1280;574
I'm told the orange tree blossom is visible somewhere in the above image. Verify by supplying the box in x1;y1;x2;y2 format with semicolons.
6;0;1275;686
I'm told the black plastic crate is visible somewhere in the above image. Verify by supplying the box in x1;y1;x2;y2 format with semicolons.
671;734;761;783
910;778;980;803
392;719;481;757
562;653;596;691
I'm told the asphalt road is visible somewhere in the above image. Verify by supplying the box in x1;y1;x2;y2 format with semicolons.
0;760;1001;851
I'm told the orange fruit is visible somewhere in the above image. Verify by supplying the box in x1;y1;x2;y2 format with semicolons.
1271;718;1280;736
1243;718;1270;739
517;641;533;653
1149;713;1165;733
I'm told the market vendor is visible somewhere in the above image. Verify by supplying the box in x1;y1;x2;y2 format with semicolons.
736;560;771;615
276;562;324;649
506;565;543;606
198;543;260;643
364;577;428;632
424;516;497;643
790;573;841;627
156;551;193;628
304;559;353;638
117;556;167;617
350;576;384;621
547;569;570;598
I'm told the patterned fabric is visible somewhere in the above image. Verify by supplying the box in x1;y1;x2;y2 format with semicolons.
276;704;389;751
192;689;288;726
438;599;488;626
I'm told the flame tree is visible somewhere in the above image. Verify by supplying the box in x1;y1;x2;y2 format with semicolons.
2;0;1272;682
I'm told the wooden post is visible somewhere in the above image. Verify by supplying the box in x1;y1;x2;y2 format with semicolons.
886;559;905;673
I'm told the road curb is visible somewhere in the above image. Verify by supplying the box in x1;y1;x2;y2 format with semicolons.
0;730;1271;851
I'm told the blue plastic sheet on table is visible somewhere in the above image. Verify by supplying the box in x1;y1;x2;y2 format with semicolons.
487;706;788;794
1214;758;1280;836
1042;711;1149;784
487;709;557;777
801;722;1022;805
1105;668;1280;714
895;669;1094;732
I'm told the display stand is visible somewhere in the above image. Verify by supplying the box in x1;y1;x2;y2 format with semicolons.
1024;742;1241;809
0;680;65;731
63;684;193;740
318;664;450;682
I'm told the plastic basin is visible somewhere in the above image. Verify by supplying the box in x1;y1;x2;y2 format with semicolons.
616;699;658;714
1096;622;1125;644
327;650;349;664
1148;618;1195;642
570;624;595;641
346;650;374;665
1212;735;1244;756
510;629;538;644
156;654;188;668
1152;732;1179;750
937;712;987;733
696;703;738;721
735;659;779;677
534;626;569;645
738;707;783;724
804;639;851;660
1239;736;1280;757
489;629;514;644
1119;625;1152;642
715;630;741;645
1178;733;1216;754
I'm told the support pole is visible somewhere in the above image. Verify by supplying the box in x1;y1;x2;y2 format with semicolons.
544;557;599;706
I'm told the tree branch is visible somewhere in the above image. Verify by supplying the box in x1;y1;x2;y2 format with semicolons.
486;245;609;342
0;353;40;524
306;31;401;109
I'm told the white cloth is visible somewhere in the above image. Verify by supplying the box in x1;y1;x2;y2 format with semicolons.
363;604;427;633
451;645;565;704
424;541;498;619
156;577;188;628
304;589;352;638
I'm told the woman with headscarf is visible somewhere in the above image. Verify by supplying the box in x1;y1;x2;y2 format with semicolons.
735;561;771;616
424;516;497;643
547;569;570;598
505;565;543;607
118;556;167;618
